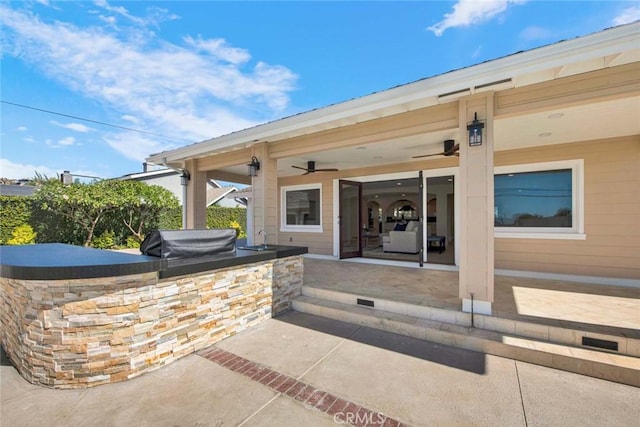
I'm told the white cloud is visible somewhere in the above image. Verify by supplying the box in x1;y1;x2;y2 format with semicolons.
1;4;297;161
45;136;78;148
17;126;28;131
184;36;251;65
0;158;101;180
121;115;139;124
613;7;640;26
428;0;527;36
99;15;117;26
519;25;553;42
50;121;92;132
92;0;178;28
0;158;59;180
58;136;76;146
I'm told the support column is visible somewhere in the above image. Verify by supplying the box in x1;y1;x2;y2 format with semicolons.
458;95;495;315
250;143;278;246
184;159;207;229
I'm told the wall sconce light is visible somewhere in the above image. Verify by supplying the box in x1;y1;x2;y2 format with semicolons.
247;156;260;177
467;112;485;147
179;169;190;186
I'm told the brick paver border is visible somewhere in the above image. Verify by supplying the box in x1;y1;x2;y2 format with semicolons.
198;347;405;426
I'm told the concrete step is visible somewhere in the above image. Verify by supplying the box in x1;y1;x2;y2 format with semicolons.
292;295;640;387
300;286;640;358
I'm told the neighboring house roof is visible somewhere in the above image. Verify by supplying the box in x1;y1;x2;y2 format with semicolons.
118;166;244;207
147;22;639;166
226;186;253;199
206;186;238;206
0;184;36;197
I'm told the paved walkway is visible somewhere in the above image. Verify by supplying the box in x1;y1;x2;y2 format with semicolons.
2;312;639;426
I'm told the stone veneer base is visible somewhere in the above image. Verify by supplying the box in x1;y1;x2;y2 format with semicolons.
0;255;303;389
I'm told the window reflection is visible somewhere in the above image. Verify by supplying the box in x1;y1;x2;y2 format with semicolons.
495;169;572;227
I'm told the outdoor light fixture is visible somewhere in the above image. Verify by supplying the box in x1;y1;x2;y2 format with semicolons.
467;112;485;147
180;169;190;186
247;156;260;177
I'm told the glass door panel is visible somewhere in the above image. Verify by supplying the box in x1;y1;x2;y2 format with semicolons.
339;180;362;259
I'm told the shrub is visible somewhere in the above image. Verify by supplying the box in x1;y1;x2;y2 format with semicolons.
125;235;141;249
7;224;37;245
91;230;115;249
0;196;32;244
229;220;245;238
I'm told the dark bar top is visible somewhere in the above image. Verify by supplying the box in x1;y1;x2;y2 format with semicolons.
0;243;308;280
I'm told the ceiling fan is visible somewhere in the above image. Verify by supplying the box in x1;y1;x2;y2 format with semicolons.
292;161;339;175
412;139;459;159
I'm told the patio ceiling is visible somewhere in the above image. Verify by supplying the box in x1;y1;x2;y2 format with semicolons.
217;94;639;178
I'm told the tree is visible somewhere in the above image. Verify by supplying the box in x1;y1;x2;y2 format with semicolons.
33;180;122;246
116;181;179;242
33;179;180;247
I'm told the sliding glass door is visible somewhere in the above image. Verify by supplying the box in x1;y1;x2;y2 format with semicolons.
339;180;362;259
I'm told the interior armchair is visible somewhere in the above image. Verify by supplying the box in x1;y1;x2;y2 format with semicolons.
383;220;421;254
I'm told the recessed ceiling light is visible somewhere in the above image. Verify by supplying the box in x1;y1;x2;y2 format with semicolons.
548;113;564;119
402;193;406;197
538;132;552;137
396;182;402;186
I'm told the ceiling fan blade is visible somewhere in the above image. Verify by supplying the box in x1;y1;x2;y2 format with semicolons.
412;151;446;159
444;144;460;156
315;168;339;172
291;165;308;171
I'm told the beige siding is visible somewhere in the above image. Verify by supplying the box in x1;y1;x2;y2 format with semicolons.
278;173;336;255
277;136;639;279
494;135;640;279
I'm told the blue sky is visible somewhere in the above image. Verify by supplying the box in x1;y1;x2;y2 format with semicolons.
1;1;638;180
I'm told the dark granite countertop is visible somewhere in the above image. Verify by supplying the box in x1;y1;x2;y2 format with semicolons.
0;243;308;281
161;245;307;279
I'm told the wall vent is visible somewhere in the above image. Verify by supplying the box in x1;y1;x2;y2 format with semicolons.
581;336;618;352
357;298;375;308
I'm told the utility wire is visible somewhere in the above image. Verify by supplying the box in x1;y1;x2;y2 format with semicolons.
1;100;192;144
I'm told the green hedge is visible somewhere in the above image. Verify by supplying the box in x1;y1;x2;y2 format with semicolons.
0;195;247;246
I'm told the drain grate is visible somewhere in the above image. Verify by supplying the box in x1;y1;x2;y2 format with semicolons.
582;336;618;352
357;298;375;307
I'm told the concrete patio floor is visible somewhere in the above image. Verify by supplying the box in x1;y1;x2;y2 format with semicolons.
303;258;640;337
3;312;639;427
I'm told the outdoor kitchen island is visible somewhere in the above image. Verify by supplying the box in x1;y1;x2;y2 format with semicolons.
0;242;307;389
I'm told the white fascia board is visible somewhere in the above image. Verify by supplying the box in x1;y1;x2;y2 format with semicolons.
120;168;179;180
147;23;639;165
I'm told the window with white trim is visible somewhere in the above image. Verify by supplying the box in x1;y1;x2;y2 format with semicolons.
494;160;584;239
281;184;323;232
